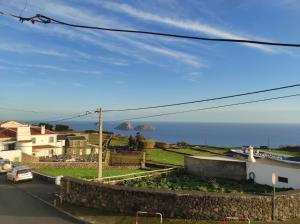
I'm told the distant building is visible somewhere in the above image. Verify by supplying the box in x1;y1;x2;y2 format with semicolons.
65;135;90;156
0;121;64;158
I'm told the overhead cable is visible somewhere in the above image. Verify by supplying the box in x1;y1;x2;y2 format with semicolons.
1;11;300;47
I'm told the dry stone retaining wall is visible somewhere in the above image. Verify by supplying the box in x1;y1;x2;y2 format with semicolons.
60;177;300;221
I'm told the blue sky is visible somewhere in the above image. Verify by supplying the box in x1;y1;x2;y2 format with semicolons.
0;0;300;123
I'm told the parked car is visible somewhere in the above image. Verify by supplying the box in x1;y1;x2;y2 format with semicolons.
0;159;12;173
7;166;33;183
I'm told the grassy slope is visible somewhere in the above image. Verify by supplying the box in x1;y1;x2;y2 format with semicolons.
37;168;145;179
271;149;300;156
146;147;229;166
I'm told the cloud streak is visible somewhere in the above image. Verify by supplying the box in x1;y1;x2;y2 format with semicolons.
100;2;275;53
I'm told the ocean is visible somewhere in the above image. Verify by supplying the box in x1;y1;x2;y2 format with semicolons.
60;121;300;148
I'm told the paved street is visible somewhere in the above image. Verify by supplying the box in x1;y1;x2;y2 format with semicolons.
0;174;80;224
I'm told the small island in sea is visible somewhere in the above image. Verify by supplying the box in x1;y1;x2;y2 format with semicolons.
115;121;132;130
134;124;155;131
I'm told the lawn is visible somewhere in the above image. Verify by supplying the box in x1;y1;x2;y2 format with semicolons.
37;168;146;179
146;149;185;166
271;149;300;156
124;173;291;194
146;147;229;166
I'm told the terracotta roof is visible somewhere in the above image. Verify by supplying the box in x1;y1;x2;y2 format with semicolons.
30;126;55;135
19;140;32;143
32;145;56;152
0;126;55;139
57;134;75;140
67;136;86;141
0;128;17;139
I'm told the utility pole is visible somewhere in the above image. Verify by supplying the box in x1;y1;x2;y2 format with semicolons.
97;108;103;179
272;172;276;221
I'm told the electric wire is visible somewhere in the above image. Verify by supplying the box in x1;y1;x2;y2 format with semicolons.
117;93;300;121
102;83;300;112
1;11;300;47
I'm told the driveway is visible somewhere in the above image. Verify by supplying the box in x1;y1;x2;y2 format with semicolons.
0;174;80;224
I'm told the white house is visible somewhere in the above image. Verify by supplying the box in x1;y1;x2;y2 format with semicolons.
0;121;64;159
247;158;300;189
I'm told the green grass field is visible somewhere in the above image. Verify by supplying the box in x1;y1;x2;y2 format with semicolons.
146;147;229;166
146;149;185;166
271;149;300;156
37;168;146;179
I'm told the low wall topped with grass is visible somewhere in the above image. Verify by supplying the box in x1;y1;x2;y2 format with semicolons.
61;176;300;221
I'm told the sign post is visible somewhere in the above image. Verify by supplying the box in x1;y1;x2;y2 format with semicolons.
272;172;276;221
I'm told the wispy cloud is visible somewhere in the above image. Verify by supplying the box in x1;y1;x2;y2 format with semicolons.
100;2;275;53
0;42;67;57
10;0;205;68
0;60;102;75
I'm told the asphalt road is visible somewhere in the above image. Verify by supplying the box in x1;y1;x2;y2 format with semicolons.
0;174;80;224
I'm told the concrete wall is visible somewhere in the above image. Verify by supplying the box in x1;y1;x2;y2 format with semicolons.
247;162;300;189
60;177;300;221
32;134;57;146
0;149;21;161
184;156;246;181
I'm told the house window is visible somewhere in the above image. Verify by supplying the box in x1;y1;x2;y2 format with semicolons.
32;137;36;144
278;176;288;183
49;137;54;143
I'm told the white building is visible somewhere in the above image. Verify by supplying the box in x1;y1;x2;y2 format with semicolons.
247;158;300;189
0;121;64;159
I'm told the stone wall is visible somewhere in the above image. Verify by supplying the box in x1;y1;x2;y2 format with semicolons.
109;151;145;167
185;156;247;181
22;152;39;163
60;177;300;221
22;161;101;169
32;171;56;184
20;151;145;169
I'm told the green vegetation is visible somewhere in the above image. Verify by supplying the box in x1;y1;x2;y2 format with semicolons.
146;149;185;166
271;149;300;156
55;124;72;131
146;146;229;166
125;173;291;194
37;168;145;179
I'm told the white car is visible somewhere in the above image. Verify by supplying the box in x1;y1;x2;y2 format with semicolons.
7;166;33;183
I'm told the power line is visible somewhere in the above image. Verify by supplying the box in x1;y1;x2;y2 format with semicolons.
118;93;300;121
49;111;96;123
1;12;300;47
103;83;300;112
47;83;300;122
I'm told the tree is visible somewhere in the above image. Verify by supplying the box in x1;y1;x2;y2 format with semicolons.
38;123;53;131
55;124;72;132
128;135;137;150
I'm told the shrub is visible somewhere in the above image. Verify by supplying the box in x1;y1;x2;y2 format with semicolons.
155;142;170;149
177;141;189;147
139;139;155;149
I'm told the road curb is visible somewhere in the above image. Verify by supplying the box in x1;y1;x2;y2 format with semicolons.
14;184;94;224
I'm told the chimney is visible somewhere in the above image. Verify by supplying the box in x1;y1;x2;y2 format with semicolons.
41;125;46;134
248;146;256;163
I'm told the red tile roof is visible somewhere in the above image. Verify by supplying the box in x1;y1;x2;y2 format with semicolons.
0;128;17;139
32;145;56;152
0;126;55;139
30;126;55;135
